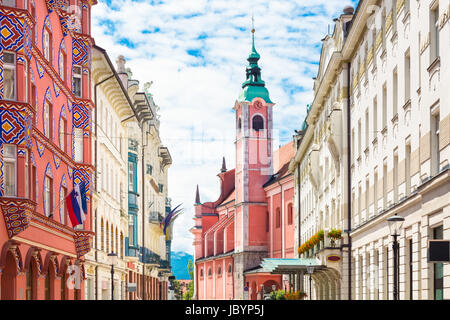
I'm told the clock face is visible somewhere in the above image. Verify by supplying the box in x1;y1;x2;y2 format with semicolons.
254;101;263;110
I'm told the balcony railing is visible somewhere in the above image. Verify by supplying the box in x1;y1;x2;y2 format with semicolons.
149;211;163;224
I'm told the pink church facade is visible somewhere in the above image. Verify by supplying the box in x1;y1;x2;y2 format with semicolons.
191;32;296;300
0;0;95;299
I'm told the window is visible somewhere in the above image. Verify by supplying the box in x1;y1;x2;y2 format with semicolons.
393;67;398;116
218;266;222;276
275;208;281;228
74;128;83;163
358;119;361;158
381;9;386;50
32;166;37;201
44;174;53;218
433;225;444;300
200;269;204;278
365;109;369;149
382;84;387;128
106;222;110;253
31;83;37;109
45;268;51;300
266;211;269;232
431;112;440;176
3;52;16;100
44;100;53;140
393;152;398;203
405;50;411;103
374;169;378;214
365;178;369;219
128;162;134;191
60;116;67;152
373;97;378;138
405;143;411;196
128;216;134;246
237;117;242;132
26;260;34;300
25;151;29;198
4;144;17;196
392;0;397;33
430;5;439;63
2;0;16;7
383;162;387;209
73;66;82;97
43;26;52;62
59;47;67;82
60;186;67;225
252;115;264;131
287;204;293;225
228;264;232;274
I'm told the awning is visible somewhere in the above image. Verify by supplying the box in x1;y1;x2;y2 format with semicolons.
245;258;325;275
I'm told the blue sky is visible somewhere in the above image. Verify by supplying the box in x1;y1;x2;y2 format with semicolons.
92;0;358;254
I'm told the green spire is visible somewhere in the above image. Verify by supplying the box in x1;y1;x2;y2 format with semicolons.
238;24;272;104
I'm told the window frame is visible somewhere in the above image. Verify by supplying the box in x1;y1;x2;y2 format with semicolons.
3;144;17;197
73;65;82;98
3;51;16;101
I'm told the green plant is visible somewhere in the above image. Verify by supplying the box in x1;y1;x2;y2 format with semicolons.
328;229;342;239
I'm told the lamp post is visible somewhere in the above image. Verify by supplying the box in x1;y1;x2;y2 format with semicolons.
387;213;405;300
306;266;314;300
107;252;118;300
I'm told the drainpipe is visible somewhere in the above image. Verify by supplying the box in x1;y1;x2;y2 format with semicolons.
93;73;115;301
142;122;147;300
346;62;352;300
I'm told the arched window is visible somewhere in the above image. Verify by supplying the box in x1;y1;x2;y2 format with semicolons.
218;266;222;276
207;268;212;277
26;259;36;300
288;204;293;225
106;221;109;253
45;267;51;300
237;117;242;132
200;269;204;278
120;232;124;258
101;218;104;251
61;265;66;300
228;264;232;274
252;115;264;131
276;208;281;228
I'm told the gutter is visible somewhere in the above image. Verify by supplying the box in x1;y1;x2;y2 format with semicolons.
346;62;352;300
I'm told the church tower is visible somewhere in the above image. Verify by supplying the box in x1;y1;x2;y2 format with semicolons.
233;27;275;298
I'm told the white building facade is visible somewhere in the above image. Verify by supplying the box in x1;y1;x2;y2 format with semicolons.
291;0;450;300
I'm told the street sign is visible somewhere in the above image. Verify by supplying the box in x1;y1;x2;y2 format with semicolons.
428;240;450;262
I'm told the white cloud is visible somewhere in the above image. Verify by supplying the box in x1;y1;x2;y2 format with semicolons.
92;0;358;254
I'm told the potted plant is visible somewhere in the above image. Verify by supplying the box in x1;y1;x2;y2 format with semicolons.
327;229;342;247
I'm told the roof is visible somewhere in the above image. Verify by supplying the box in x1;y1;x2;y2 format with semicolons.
218;188;235;207
244;258;322;275
264;141;294;187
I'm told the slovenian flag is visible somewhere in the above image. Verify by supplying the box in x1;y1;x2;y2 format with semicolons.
66;181;87;227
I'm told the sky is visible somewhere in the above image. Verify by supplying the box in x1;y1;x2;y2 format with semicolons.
91;0;358;254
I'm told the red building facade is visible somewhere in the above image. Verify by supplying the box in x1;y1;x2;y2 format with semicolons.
191;31;295;300
0;0;95;300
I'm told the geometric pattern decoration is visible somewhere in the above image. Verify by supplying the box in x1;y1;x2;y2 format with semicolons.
73;230;94;258
0;148;3;196
53;81;61;97
0;15;25;53
67;166;72;179
35;59;45;78
53;154;61;169
0;102;33;147
0;198;36;239
72;38;89;68
73;168;89;193
36;139;45;157
72;102;89;130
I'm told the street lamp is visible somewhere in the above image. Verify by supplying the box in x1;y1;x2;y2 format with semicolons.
306;266;314;300
387;213;405;300
107;252;118;300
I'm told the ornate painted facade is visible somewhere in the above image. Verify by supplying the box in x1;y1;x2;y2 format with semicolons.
0;0;96;300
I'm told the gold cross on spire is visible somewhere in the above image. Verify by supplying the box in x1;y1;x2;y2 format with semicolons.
251;14;255;34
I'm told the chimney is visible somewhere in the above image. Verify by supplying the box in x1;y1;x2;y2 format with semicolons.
116;55;128;89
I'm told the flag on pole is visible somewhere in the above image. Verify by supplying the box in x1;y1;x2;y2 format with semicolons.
66;181;87;227
162;203;183;238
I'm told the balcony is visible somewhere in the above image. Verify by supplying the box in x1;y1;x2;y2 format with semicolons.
149;211;163;224
128;192;139;209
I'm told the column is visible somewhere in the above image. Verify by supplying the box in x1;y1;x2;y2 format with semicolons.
412;223;422;300
420;215;431;299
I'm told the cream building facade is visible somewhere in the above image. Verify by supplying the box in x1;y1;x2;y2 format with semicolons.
291;0;450;300
85;46;173;300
